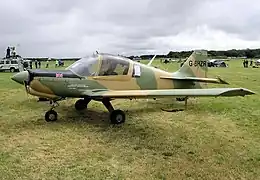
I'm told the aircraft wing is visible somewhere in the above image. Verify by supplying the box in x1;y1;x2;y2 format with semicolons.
88;88;255;99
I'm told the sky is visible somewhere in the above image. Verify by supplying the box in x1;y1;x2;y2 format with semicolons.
0;0;260;58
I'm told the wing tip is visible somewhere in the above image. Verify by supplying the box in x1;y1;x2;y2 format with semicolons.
219;88;256;96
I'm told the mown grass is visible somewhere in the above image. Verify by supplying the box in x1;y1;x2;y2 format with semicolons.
0;59;260;180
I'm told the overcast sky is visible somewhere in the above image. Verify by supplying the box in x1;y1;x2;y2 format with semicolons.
0;0;259;57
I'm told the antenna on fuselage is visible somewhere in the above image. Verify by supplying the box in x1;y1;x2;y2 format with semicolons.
147;55;157;66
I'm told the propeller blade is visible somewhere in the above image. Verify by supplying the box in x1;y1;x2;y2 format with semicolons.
23;80;29;100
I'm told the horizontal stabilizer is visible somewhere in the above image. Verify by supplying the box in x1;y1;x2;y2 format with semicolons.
160;76;229;84
88;88;255;99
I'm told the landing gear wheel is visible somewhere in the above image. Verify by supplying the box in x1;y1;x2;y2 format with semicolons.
10;68;15;73
176;98;185;101
75;99;88;111
110;109;125;124
45;110;58;122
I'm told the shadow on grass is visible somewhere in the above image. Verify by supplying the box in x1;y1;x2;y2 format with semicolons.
10;99;190;129
6;97;257;157
10;97;248;133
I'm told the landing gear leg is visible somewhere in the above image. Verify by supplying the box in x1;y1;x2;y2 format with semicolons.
102;99;125;124
45;101;59;122
184;96;188;110
161;96;188;112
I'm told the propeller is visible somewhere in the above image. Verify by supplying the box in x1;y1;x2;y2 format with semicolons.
23;80;30;99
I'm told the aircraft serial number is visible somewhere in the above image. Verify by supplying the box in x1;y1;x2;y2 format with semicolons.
188;60;207;67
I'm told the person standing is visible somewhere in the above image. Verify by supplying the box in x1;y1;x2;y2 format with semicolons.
55;59;58;67
6;47;10;58
46;58;50;68
12;47;16;57
35;60;38;69
29;61;32;69
38;61;41;69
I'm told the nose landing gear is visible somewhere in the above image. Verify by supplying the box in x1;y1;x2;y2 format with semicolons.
45;101;59;122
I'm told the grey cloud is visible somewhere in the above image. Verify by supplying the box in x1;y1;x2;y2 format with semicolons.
0;0;259;57
195;0;260;40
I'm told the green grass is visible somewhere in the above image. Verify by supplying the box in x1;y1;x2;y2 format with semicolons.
1;59;260;180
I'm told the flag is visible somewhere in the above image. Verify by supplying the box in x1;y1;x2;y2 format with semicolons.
56;73;63;78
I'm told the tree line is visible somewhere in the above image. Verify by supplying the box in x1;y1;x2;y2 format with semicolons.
129;48;260;60
24;48;260;61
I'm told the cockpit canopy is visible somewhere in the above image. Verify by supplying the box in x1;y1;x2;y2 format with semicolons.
67;53;130;77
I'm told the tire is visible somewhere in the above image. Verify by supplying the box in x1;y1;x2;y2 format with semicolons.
10;68;15;73
110;109;126;124
45;110;58;122
176;98;185;101
75;99;88;111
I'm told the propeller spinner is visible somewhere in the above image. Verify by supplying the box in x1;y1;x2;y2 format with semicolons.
11;70;32;98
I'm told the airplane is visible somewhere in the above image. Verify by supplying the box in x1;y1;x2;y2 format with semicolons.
11;50;255;124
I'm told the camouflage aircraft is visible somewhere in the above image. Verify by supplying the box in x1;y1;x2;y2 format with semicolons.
11;50;255;124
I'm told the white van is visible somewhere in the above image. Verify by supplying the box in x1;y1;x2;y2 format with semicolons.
0;58;20;72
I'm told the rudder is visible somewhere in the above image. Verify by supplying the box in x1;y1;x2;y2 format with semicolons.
177;50;208;78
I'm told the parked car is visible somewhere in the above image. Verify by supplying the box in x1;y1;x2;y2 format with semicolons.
255;59;260;66
208;59;228;67
0;58;20;72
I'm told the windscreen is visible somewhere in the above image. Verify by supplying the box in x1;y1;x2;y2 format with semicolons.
67;55;99;77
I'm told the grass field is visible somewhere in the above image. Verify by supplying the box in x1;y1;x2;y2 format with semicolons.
0;59;260;180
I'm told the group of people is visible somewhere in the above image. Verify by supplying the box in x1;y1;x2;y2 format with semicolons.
22;60;41;70
33;60;42;69
4;46;66;70
25;59;49;69
6;46;17;58
243;59;253;68
23;58;64;70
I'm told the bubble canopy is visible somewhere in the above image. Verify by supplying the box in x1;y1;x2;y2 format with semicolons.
66;54;99;77
67;53;130;77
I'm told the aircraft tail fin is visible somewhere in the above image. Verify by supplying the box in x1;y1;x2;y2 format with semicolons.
176;50;208;78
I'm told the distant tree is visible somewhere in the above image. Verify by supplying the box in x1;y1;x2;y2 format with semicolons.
245;49;254;58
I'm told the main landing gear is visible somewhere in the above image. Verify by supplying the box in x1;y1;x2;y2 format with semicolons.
74;98;91;111
74;98;125;124
102;98;125;124
44;98;126;124
161;96;188;112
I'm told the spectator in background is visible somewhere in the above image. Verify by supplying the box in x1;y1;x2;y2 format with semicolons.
12;47;16;57
243;60;246;68
55;59;58;67
46;58;50;68
35;60;38;69
38;61;41;69
6;47;10;58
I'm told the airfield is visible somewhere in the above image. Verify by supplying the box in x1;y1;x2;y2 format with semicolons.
0;58;259;179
